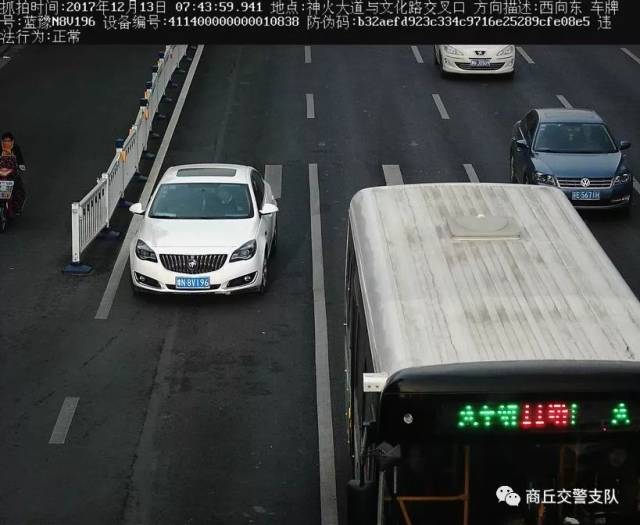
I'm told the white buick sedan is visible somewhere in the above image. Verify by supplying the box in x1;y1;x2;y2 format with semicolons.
434;45;515;76
128;164;278;294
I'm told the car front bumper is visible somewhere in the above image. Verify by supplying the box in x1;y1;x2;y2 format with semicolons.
441;54;515;74
129;250;263;294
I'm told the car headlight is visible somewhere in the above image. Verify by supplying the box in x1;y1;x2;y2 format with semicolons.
497;45;515;57
135;239;157;262
535;171;557;186
613;170;632;185
443;45;464;56
230;239;257;262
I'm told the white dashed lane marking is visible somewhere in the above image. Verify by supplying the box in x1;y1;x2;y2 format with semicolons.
49;397;80;445
556;95;573;109
463;164;480;183
621;47;640;65
432;94;450;120
304;46;312;64
516;46;535;64
411;46;424;64
383;165;404;185
306;93;315;119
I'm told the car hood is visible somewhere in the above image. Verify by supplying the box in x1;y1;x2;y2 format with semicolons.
139;218;258;250
533;152;622;178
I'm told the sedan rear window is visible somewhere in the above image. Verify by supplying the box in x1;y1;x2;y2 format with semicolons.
149;183;253;219
534;123;617;154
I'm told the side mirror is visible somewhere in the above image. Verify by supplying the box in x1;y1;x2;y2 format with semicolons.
515;139;529;150
129;203;145;215
259;203;279;215
620;140;631;150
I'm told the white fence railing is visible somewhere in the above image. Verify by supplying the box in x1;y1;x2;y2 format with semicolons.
68;45;189;270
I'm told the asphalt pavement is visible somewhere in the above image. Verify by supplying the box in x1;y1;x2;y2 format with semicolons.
1;44;640;525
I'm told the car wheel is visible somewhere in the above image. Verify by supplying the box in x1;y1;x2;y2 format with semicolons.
0;206;7;233
258;256;268;294
509;157;518;184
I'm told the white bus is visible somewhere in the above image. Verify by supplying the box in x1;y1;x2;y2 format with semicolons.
345;183;640;525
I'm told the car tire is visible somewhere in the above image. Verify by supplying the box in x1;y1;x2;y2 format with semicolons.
258;256;268;294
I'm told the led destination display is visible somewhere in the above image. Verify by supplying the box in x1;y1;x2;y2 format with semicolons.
456;401;633;432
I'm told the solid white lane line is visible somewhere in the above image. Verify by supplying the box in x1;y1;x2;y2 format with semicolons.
516;46;535;64
411;45;424;64
308;163;339;525
383;165;404;186
432;94;450;120
305;45;312;64
49;397;80;444
306;93;315;119
94;45;205;320
265;164;282;200
621;47;640;65
463;163;480;183
556;94;573;109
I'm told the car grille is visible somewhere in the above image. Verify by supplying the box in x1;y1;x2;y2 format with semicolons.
556;177;612;189
159;254;227;274
455;61;504;70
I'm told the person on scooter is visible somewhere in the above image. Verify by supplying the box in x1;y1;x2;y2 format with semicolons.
0;132;26;214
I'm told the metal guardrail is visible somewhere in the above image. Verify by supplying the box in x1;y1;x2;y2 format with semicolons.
66;45;189;273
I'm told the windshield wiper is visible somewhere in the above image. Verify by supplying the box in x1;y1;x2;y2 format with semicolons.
150;213;177;218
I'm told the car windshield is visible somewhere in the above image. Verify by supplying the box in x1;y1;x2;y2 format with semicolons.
148;182;253;219
534;123;617;154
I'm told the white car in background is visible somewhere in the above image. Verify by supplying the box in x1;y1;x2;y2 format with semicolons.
129;164;278;294
434;45;515;76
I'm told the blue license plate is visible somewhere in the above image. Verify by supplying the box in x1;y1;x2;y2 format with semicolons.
175;276;210;289
571;190;600;201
